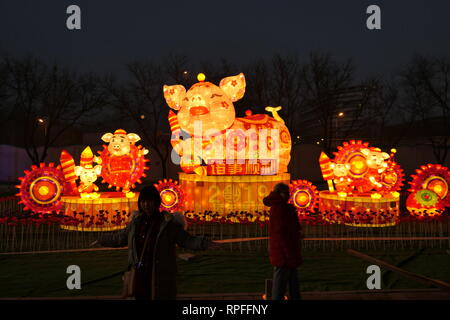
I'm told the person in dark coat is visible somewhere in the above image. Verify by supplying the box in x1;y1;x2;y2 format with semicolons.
91;185;214;300
263;183;303;300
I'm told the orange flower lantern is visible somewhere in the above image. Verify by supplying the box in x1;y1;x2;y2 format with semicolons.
407;164;450;217
16;163;65;213
289;180;319;215
154;179;184;213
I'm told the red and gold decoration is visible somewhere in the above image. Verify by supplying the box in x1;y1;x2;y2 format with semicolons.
16;163;65;213
179;172;291;214
16;129;151;231
318;140;404;226
289;180;319;214
59;150;78;196
97;129;149;196
407;164;450;217
154;179;184;212
206;159;278;176
59;192;138;231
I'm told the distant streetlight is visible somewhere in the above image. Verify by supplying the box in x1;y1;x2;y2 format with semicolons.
37;117;48;136
338;112;344;117
140;114;145;120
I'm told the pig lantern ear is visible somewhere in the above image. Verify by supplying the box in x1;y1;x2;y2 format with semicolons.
101;133;113;143
219;73;246;102
163;85;186;110
74;166;83;177
127;133;141;143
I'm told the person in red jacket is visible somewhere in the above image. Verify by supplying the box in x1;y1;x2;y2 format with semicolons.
263;183;303;300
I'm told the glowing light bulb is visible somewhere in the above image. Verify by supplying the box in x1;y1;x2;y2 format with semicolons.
197;73;206;82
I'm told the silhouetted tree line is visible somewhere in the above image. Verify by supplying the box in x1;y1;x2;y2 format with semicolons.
0;52;448;177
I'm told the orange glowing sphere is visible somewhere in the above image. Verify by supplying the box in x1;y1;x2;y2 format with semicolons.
197;73;206;82
425;177;448;199
38;185;50;196
294;190;311;207
164;193;174;202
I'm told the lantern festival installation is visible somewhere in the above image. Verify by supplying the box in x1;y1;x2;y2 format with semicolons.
16;163;65;213
163;73;306;214
154;179;184;213
97;129;149;197
406;164;450;217
17;129;149;231
318;140;404;226
289;180;319;215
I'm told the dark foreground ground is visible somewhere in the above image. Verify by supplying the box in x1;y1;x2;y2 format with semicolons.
0;248;449;299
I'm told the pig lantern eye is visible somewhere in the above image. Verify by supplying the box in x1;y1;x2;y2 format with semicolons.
210;93;222;98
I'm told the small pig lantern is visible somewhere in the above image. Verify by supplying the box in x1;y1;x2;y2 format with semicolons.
319;140;404;196
75;146;102;199
97;129;149;195
164;73;292;175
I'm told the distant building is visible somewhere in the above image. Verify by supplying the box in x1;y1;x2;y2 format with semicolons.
296;86;370;145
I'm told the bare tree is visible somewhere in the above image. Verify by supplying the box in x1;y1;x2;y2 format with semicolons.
105;60;172;179
402;55;450;164
270;54;304;137
299;51;355;154
0;61;12;125
361;77;415;149
4;56;106;164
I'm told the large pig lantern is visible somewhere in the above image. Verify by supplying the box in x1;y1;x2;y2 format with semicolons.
97;129;149;195
164;73;291;175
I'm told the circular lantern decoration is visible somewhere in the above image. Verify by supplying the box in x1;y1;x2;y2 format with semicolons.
154;179;184;212
16;163;65;213
423;176;448;199
289;180;319;214
406;190;443;217
379;162;404;193
333;140;370;179
98;144;149;193
407;164;450;216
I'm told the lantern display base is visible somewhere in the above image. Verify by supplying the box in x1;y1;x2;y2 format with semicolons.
60;192;137;231
319;191;400;227
179;172;290;214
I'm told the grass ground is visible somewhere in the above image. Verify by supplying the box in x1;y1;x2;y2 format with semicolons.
0;248;448;298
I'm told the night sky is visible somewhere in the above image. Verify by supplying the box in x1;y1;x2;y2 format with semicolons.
1;0;449;79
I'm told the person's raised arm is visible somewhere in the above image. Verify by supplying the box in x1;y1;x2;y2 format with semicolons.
91;212;137;248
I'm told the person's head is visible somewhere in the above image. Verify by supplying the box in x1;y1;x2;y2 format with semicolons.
138;185;162;216
274;183;290;201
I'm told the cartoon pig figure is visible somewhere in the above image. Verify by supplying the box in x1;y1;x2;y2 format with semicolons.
330;162;352;193
98;129;149;193
361;148;389;173
101;130;149;157
164;73;292;174
361;148;390;191
75;164;102;194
